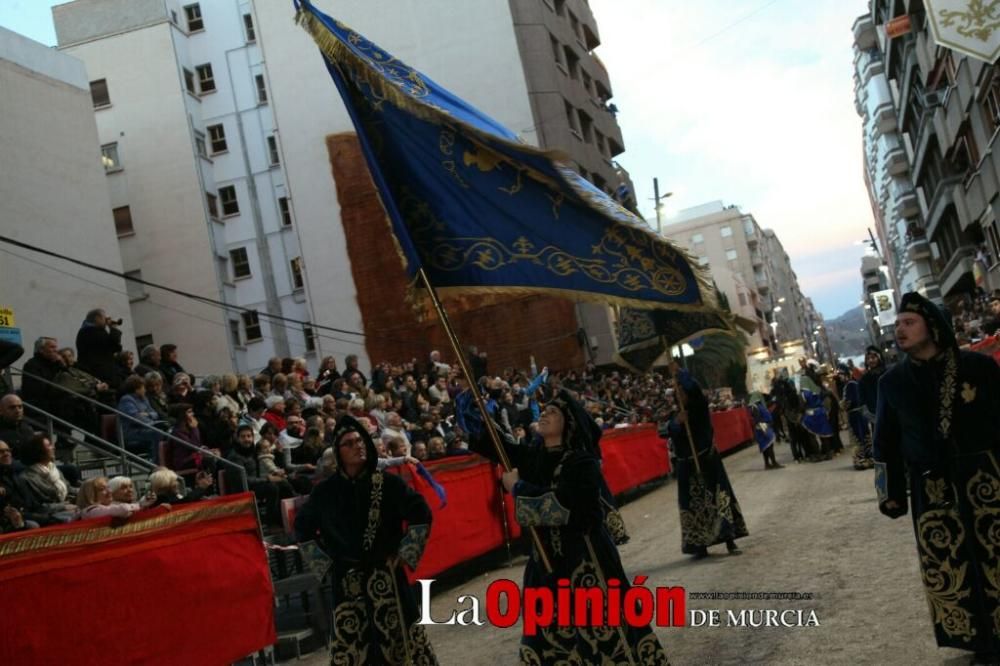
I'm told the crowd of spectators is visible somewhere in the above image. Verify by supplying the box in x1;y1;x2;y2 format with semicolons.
949;288;1000;346
1;306;759;535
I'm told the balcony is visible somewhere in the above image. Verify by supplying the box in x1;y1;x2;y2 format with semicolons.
866;73;896;134
879;133;908;176
906;238;931;261
924;175;964;240
938;246;976;296
755;275;769;293
853;14;877;50
856;47;884;85
890;175;919;218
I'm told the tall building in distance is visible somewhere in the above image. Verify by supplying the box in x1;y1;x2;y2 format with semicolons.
658;201;825;361
854;2;1000;309
0;26;133;354
53;0;635;373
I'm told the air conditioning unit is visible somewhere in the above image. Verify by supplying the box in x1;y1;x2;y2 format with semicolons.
922;89;947;108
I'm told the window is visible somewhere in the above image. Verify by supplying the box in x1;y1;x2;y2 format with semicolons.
113;206;134;236
219;185;239;216
554;0;566;17
290;257;304;289
550;35;564;68
983;72;1000;136
184;4;203;32
720;225;733;238
125;270;146;301
278;196;293;226
565;101;580;137
242;311;262;342
183;68;196;95
135;334;155;350
578;110;593;143
304;326;316;352
207;123;227;153
206;192;219;219
569;13;581;40
563;46;579;79
195;63;215;93
726;249;739;261
101;143;121;171
229;319;242;347
194;131;207;158
90;79;110;108
171;10;178;25
267;135;280;165
255;74;268;104
230;247;251;278
691;233;704;244
243;13;256;42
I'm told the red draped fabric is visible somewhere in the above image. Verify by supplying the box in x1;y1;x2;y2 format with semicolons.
711;408;754;453
599;425;671;495
0;494;275;665
394;428;673;580
970;335;1000;364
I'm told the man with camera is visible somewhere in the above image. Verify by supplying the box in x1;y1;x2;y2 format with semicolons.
75;308;123;387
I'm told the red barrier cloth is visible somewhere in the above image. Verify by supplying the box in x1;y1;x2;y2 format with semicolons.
969;335;1000;364
599;424;671;496
0;493;275;665
394;455;510;580
712;408;754;453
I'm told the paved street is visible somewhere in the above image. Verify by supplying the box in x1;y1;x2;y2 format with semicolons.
293;437;973;665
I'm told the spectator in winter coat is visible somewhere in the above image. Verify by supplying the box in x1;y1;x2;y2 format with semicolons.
75;309;123;385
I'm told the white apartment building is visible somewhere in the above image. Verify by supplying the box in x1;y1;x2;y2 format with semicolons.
53;0;631;373
852;13;940;301
0;26;134;356
54;0;313;375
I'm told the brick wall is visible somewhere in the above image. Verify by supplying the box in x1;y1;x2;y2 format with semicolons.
327;133;586;374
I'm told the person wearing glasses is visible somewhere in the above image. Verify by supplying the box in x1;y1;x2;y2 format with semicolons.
295;415;435;665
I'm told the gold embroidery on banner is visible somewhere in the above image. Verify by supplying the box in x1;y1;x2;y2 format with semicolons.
362;472;384;553
938;2;1000;42
0;498;254;559
967;455;1000;635
916;477;976;642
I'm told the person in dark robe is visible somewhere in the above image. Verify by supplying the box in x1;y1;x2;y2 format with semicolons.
840;365;872;470
295;415;436;665
474;388;667;664
749;393;782;470
858;345;885;429
799;368;834;461
771;371;817;462
664;364;748;559
874;292;1000;664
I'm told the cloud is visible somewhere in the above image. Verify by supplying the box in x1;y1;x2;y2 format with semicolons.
590;0;872;316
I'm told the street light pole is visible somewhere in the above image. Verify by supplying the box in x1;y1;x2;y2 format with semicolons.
651;177;673;234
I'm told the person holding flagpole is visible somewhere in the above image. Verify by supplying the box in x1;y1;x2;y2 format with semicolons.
664;361;748;559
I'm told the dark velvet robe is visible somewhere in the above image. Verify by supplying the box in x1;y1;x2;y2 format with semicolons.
666;372;748;555
874;349;1000;654
501;443;668;665
296;448;435;664
842;379;873;469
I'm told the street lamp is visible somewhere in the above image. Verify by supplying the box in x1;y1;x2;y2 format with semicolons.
651;177;673;234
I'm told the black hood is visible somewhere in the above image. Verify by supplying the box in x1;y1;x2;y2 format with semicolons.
546;388;602;457
864;345;885;369
330;414;378;476
898;292;957;351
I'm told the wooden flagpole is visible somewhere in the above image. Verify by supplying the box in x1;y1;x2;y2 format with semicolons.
417;269;553;573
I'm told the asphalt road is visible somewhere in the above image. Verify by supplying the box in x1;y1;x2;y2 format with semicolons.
291;437;974;665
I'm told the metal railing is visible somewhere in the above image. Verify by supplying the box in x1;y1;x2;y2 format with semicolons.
10;367;248;492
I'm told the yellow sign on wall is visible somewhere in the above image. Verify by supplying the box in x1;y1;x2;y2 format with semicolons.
0;307;15;328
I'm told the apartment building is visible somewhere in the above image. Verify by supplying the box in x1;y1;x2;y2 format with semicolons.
855;1;1000;308
53;0;635;372
0;26;133;356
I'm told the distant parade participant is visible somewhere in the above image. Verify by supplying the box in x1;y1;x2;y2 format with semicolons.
858;345;885;425
665;363;748;559
475;388;668;664
799;362;835;460
840;365;872;470
874;292;1000;664
772;370;816;462
749;392;782;470
294;415;437;665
